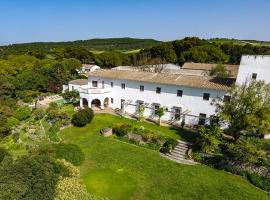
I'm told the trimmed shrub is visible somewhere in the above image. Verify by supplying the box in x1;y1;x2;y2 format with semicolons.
54;143;85;166
160;138;178;153
71;108;94;127
113;124;132;137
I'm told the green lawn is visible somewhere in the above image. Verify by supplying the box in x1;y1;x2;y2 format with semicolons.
59;114;268;200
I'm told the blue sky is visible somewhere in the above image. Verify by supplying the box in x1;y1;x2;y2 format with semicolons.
0;0;269;45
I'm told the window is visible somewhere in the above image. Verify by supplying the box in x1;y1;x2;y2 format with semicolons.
111;82;114;88
252;73;257;80
198;113;206;125
177;90;183;97
223;95;231;102
156;87;161;94
121;83;125;89
92;81;98;87
203;93;210;101
111;98;114;104
140;85;144;92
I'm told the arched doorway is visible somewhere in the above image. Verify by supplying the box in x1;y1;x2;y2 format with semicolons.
104;97;109;108
91;99;101;108
82;98;88;107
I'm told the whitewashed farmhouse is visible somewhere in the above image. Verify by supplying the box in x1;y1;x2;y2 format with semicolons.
64;55;270;125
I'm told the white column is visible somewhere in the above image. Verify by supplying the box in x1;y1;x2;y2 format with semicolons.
80;98;83;108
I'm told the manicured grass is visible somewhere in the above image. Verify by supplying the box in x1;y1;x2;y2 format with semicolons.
59;114;268;200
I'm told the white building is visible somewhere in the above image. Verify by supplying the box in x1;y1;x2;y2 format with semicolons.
78;64;100;74
236;55;270;84
65;55;270;125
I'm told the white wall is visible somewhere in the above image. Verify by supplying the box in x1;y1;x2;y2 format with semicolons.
83;76;226;125
236;55;270;85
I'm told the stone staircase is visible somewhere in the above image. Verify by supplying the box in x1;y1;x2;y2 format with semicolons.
161;140;197;165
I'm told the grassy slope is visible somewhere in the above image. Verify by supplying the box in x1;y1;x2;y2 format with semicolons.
59;114;268;200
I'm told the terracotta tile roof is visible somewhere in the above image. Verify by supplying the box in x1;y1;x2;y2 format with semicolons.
69;79;88;85
88;70;234;91
182;63;239;78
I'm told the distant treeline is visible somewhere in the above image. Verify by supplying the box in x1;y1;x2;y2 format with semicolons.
0;37;162;55
1;37;270;68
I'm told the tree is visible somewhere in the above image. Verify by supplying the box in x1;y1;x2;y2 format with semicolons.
0;155;61;200
209;64;230;78
95;51;123;68
138;104;145;121
215;80;270;140
155;107;164;125
63;46;95;63
183;45;229;63
62;90;80;105
227;137;266;165
150;43;177;63
197;123;223;153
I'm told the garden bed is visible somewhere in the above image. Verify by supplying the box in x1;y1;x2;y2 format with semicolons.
102;123;178;152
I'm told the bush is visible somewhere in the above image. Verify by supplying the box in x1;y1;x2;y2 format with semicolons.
113;124;132;137
191;152;203;163
227;137;266;165
160;138;178;153
197;124;223;153
14;106;31;121
246;172;270;192
71;108;94;127
54;143;85;166
0;147;10;162
7;117;20;128
33;108;45;120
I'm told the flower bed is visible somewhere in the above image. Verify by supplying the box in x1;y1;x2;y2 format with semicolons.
109;123;177;151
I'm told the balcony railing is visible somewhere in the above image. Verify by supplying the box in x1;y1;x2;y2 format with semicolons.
79;87;110;94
